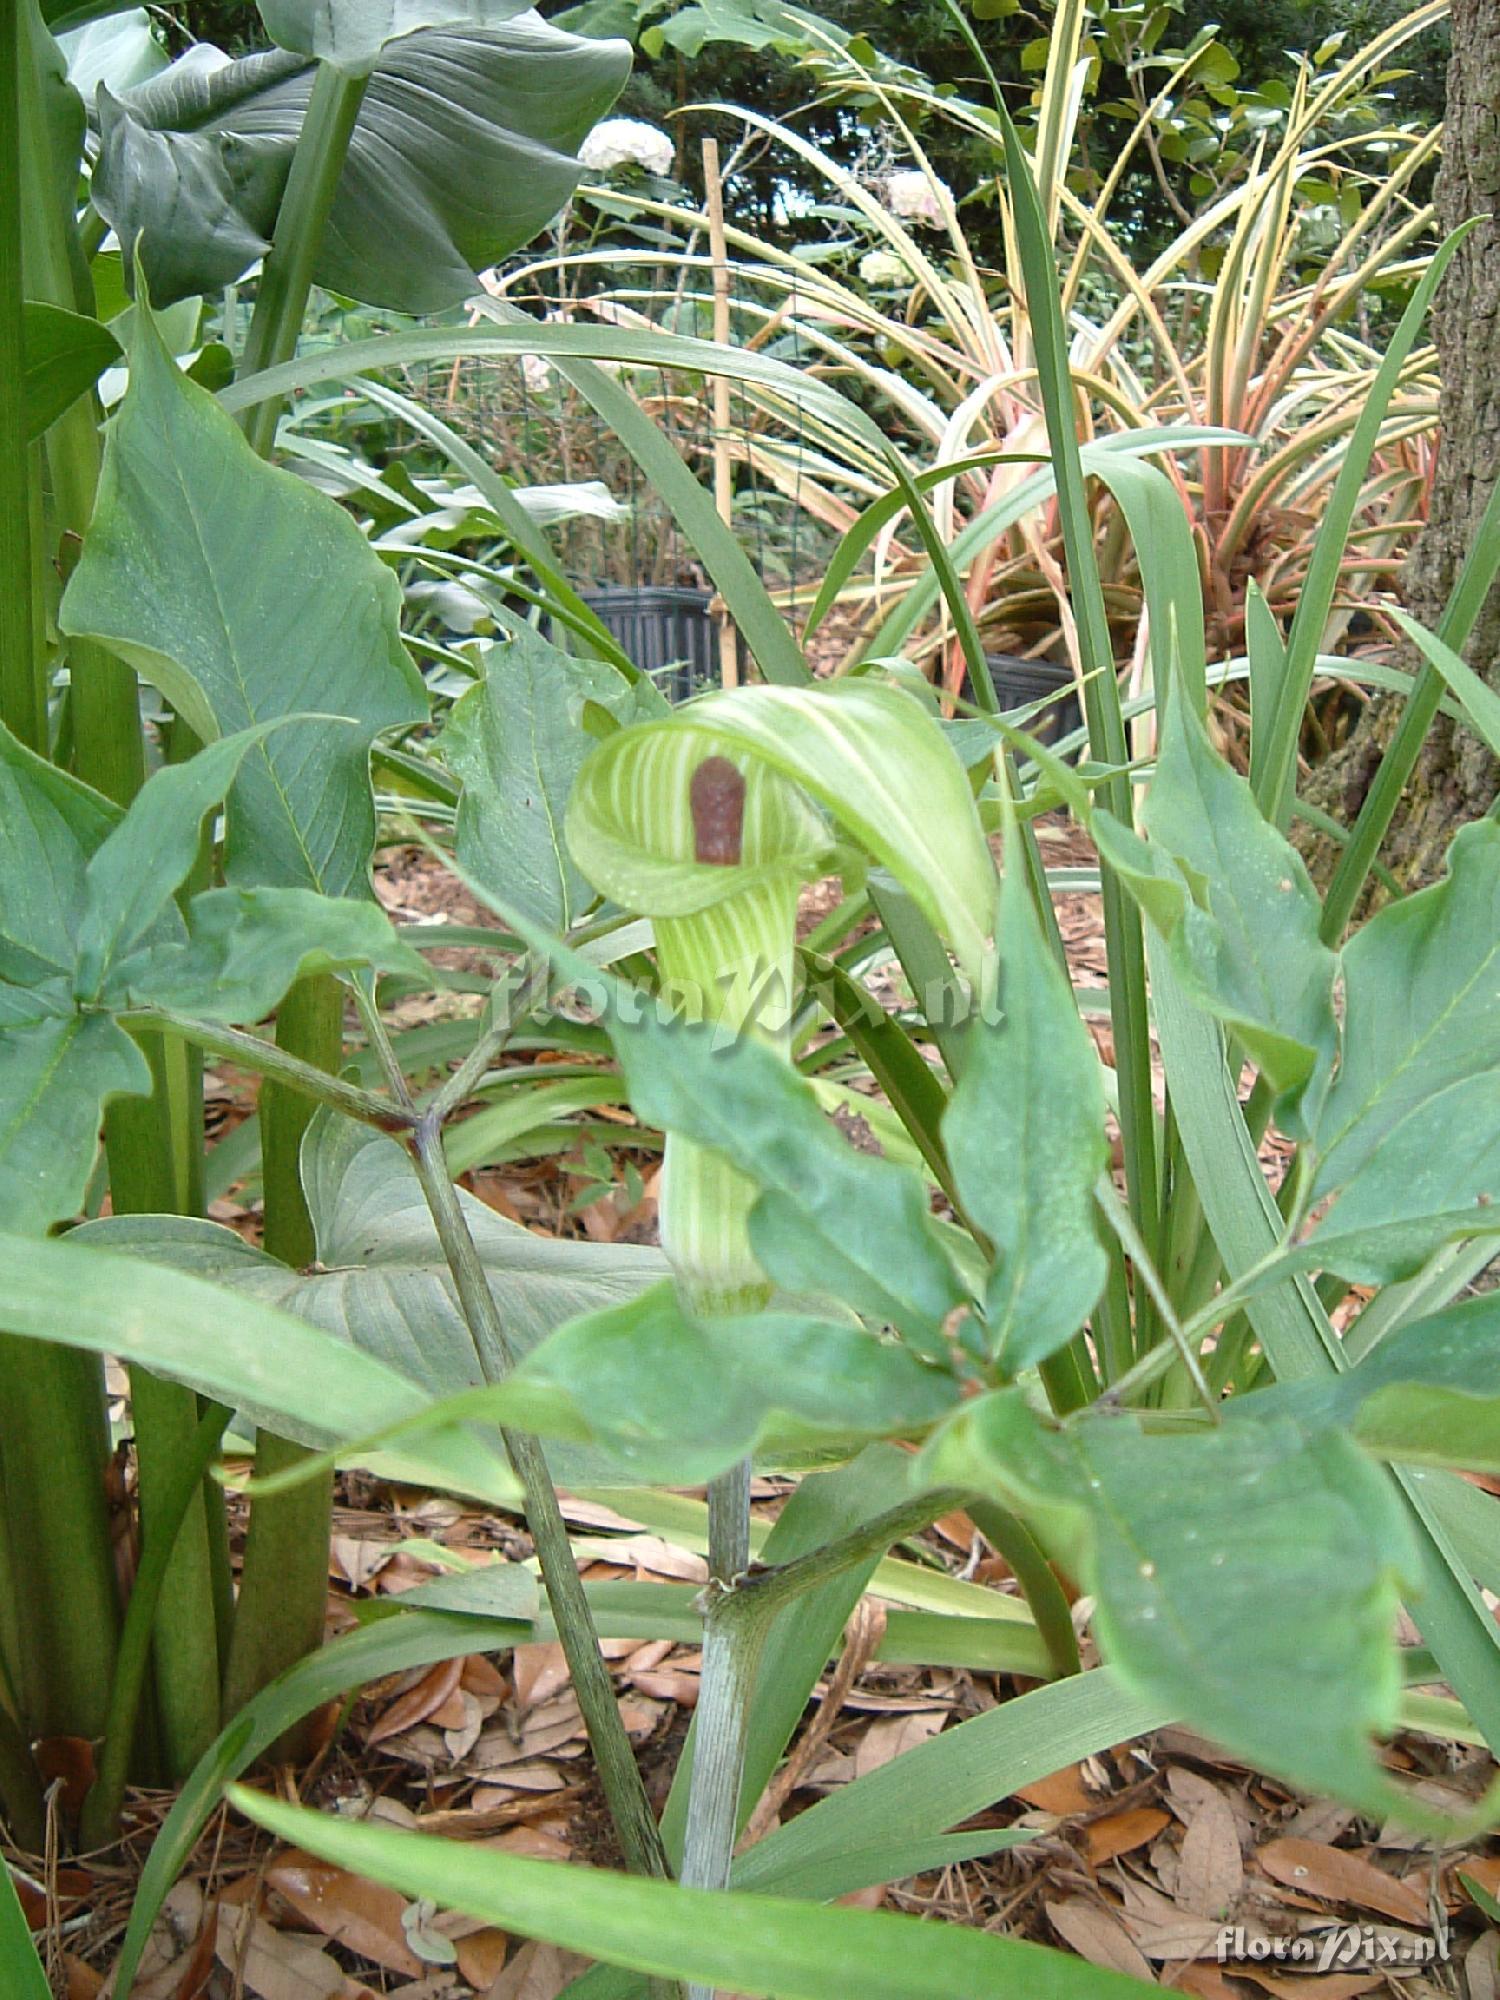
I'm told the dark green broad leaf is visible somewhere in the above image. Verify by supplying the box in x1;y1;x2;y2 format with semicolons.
60;297;426;897
943;847;1107;1370
73;720;297;998
76;1112;667;1481
258;0;531;73
921;1390;1424;1820
23;301;121;440
505;1279;961;1482
0;1014;149;1235
57;8;167;100
1093;680;1337;1134
90;17;631;312
115;885;427;1021
601;1001;968;1352
439;631;638;932
0;722;119;988
1266;1296;1500;1478
1303;820;1500;1277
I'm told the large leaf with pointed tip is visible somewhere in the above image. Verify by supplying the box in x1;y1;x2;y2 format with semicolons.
90;16;630;312
920;1391;1428;1822
60;299;425;896
599;1002;967;1353
1303;820;1500;1276
439;630;638;932
0;1013;150;1234
1257;1296;1500;1478
0;723;119;988
113;885;426;1021
943;847;1107;1370
23;301;121;440
76;1113;666;1480
0;1225;514;1497
1093;681;1337;1134
497;1279;960;1482
258;0;530;71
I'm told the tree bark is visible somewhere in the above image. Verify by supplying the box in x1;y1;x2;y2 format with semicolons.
1307;0;1500;886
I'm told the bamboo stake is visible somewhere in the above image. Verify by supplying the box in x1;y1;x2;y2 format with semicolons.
702;138;739;689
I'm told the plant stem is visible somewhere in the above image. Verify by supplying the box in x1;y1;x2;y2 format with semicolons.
966;1499;1080;1680
354;985;670;1882
680;1461;753;2000
220;976;343;1739
127;1008;415;1129
237;61;368;459
0;0;41;752
81;1404;231;1847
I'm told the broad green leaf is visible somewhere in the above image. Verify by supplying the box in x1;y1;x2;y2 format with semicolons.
570;683;994;984
440;630;637;932
229;1787;1158;2000
0;1226;514;1500
57;6;165;97
61;297;425;896
0;721;118;986
1307;819;1500;1273
113;885;426;1021
1094;678;1337;1130
943;847;1108;1370
73;720;300;998
77;1113;666;1479
922;1390;1426;1820
91;19;630;312
22;300;121;440
508;1281;960;1483
0;1013;149;1234
601;1004;967;1352
1273;1296;1500;1477
258;0;531;72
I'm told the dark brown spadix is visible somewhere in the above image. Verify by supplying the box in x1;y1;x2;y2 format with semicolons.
690;755;746;865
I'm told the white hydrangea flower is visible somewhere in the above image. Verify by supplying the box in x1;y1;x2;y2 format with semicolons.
579;118;675;178
887;168;951;227
521;351;553;393
858;248;909;289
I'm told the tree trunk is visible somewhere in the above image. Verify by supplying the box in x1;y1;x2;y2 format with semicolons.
1308;0;1500;886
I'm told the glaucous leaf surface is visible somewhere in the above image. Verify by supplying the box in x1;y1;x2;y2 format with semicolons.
1303;820;1500;1275
921;1390;1425;1819
944;845;1107;1370
257;0;531;71
1094;679;1337;1132
90;16;630;311
0;723;119;986
61;296;425;896
506;1280;960;1482
77;1115;666;1479
0;1015;149;1234
598;1002;967;1352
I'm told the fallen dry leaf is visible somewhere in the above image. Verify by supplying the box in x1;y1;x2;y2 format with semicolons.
456;1929;511;1987
1046;1899;1153;1981
1233;1970;1380;1999
1083;1807;1170;1866
1171;1770;1245;1919
1014;1764;1096;1816
484;1940;591;1999
266;1849;422;1977
62;1955;104;2000
367;1659;466;1747
215;1903;347;1999
512;1643;571;1712
851;1710;946;1779
1256;1839;1427;1927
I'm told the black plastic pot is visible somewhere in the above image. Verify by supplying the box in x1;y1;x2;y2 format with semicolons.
973;653;1083;751
580;585;717;702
